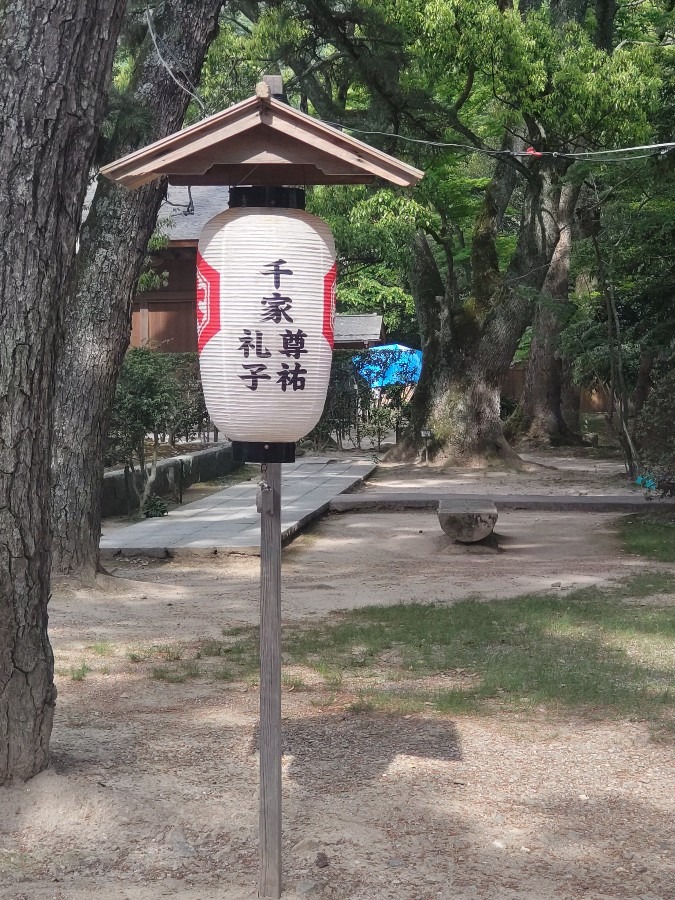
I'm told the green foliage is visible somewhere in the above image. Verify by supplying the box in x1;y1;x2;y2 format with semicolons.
137;218;172;293
307;186;421;343
107;350;208;469
108;347;181;468
199;0;673;457
143;495;169;518
164;353;209;444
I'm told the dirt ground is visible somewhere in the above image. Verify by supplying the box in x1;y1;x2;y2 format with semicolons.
365;451;640;497
2;460;674;899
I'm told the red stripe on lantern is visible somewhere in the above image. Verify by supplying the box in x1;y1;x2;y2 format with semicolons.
196;252;221;352
322;262;337;350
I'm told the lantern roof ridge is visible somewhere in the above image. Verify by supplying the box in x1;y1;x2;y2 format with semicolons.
100;93;424;189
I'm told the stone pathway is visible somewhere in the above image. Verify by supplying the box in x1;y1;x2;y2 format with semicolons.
100;457;375;557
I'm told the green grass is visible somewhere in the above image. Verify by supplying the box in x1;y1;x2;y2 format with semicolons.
618;511;675;562
198;639;230;657
282;674;309;691
127;644;182;663
278;572;675;732
70;662;92;682
151;659;201;683
88;640;113;657
151;666;186;683
213;665;236;681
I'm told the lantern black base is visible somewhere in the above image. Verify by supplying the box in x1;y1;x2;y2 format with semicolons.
229;186;305;210
232;441;296;464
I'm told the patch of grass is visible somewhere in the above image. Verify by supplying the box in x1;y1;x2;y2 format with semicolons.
347;694;375;714
281;573;675;732
215;627;259;673
618;512;675;563
199;639;230;657
127;644;183;663
182;660;201;678
70;662;92;682
314;664;343;689
151;666;186;684
88;640;113;657
151;659;201;683
157;644;182;662
282;674;308;691
213;665;235;681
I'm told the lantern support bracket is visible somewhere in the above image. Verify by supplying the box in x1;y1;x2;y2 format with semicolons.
233;441;296;464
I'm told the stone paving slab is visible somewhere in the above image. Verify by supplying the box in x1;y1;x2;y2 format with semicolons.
100;458;375;558
329;492;675;513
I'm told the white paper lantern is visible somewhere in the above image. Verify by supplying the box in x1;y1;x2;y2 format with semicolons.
196;207;336;443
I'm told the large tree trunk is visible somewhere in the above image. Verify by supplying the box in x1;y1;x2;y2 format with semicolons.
51;0;223;581
561;358;582;435
399;160;567;467
0;0;125;783
509;180;581;445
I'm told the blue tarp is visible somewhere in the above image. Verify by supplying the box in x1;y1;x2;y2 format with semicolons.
354;343;423;388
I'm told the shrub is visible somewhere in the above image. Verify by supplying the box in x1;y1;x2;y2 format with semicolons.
636;368;675;497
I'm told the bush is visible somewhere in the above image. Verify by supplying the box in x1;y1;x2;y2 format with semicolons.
143;495;169;518
636;367;675;497
107;348;181;464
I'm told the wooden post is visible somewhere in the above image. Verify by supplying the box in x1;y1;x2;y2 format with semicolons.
258;462;282;898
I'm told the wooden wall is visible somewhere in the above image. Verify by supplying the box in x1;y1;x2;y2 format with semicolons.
131;245;198;353
502;362;609;414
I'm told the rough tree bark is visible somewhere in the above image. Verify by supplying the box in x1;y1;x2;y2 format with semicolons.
508;179;581;445
0;0;125;783
51;0;223;581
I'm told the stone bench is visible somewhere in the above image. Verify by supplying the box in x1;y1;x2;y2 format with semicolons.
437;498;498;544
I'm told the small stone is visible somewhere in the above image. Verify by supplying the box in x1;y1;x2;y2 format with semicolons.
315;851;329;868
166;827;196;858
387;858;405;868
293;838;320;854
297;880;323;896
578;794;588;800
551;582;562;588
492;840;506;850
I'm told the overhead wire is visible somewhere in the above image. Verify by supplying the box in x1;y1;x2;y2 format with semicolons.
322;120;675;164
145;8;207;114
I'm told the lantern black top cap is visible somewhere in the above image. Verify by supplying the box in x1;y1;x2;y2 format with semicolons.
99;84;424;190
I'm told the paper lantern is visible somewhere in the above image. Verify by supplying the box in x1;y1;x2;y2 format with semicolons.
196;207;336;445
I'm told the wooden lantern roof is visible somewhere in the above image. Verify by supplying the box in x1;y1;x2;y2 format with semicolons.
100;82;424;190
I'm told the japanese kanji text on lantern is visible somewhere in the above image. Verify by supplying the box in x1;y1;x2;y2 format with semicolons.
196;208;336;443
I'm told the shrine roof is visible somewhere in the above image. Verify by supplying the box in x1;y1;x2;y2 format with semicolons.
100;89;424;190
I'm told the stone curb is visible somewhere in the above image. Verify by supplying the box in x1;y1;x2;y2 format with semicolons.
328;492;675;514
